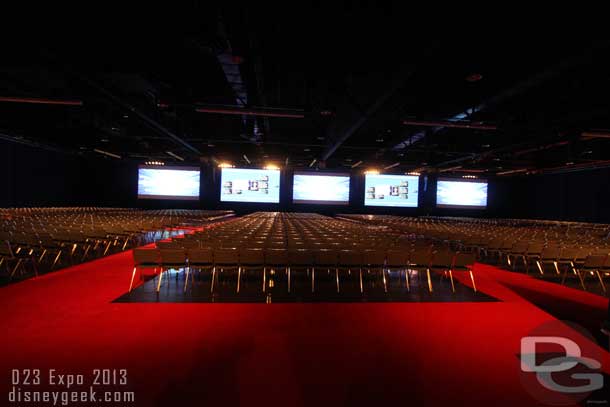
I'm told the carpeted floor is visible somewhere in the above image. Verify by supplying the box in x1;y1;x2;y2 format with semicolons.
1;246;609;406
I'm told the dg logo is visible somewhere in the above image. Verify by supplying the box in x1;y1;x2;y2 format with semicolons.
519;320;606;406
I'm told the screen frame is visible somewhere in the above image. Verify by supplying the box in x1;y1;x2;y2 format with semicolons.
435;178;488;209
363;173;420;208
292;171;351;205
219;167;281;204
137;165;201;201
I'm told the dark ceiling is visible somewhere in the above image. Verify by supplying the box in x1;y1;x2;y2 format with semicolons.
2;4;610;178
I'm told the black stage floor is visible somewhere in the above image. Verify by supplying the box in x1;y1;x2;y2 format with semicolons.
116;268;499;303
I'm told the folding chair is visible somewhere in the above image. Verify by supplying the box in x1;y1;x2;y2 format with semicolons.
211;247;239;293
506;241;529;271
238;248;264;293
575;255;607;293
186;247;213;292
453;253;477;292
130;248;159;292
362;249;387;293
523;242;544;274
156;241;181;249
535;247;561;275
157;248;187;293
313;249;338;293
429;251;456;292
287;249;313;293
338;249;363;294
1;240;37;279
386;249;408;293
265;248;288;292
408;250;434;293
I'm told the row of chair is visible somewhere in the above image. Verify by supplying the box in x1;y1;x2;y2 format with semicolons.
0;208;233;280
134;214;478;296
340;214;610;293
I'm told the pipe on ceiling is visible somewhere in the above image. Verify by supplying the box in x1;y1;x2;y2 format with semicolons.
195;105;305;118
402;120;497;130
0;96;83;106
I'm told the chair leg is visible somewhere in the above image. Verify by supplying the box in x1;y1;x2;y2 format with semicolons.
80;245;91;261
382;268;388;293
237;267;242;293
38;249;47;263
263;267;267;292
469;269;477;292
426;268;433;293
103;241;112;256
51;250;62;270
359;268;363;293
335;268;340;293
287;267;291;293
129;266;137;292
184;266;190;293
448;269;455;293
156;269;164;293
595;270;606;293
210;267;216;293
553;261;560;275
560;266;568;285
311;267;315;293
122;237;130;251
10;259;23;278
575;269;586;291
536;260;544;275
31;257;38;277
404;269;410;292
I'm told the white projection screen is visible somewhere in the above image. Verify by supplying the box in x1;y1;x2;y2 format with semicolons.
292;172;350;205
364;174;419;207
220;168;281;203
137;166;200;200
436;179;488;209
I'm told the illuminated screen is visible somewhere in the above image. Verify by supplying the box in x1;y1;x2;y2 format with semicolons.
364;174;419;207
220;168;280;203
292;172;350;205
137;166;200;200
436;179;488;208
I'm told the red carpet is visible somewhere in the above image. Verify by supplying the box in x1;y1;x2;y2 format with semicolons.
1;250;609;406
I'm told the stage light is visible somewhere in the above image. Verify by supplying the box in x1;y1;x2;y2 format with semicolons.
218;162;234;168
364;169;379;175
384;162;400;170
264;164;280;170
406;172;421;176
